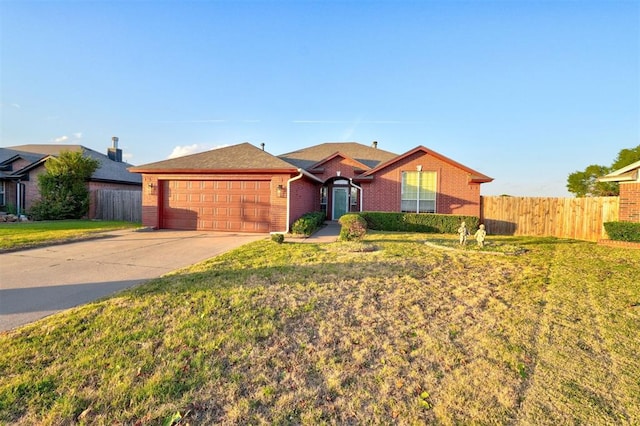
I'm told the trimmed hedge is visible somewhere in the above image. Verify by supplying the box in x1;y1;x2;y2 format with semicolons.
604;221;640;242
291;211;327;236
338;213;367;241
359;212;480;234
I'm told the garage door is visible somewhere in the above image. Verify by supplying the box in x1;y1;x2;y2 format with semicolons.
161;180;271;232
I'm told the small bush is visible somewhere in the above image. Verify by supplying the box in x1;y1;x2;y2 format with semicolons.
339;213;368;241
271;233;285;244
360;212;480;234
604;221;640;242
291;211;326;236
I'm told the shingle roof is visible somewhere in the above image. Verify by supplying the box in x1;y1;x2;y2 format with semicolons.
2;145;141;185
278;142;398;170
130;143;298;172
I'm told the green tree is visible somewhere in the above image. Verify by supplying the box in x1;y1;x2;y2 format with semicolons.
30;150;100;220
567;145;640;197
611;145;640;170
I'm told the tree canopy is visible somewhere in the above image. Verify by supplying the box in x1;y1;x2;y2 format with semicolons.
567;145;640;197
30;150;100;220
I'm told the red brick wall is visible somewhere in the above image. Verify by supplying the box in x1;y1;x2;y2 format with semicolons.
141;175;160;228
619;182;640;222
361;151;481;217
23;165;45;211
289;178;320;226
315;157;361;181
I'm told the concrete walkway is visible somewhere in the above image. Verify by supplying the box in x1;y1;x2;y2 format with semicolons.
298;221;341;243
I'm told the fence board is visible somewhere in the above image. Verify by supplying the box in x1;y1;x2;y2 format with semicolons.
480;196;619;242
94;189;142;222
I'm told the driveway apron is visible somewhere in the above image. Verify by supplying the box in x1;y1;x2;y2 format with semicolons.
0;229;265;332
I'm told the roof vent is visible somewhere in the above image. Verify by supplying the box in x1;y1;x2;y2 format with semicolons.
372;141;378;149
108;136;123;162
261;142;265;151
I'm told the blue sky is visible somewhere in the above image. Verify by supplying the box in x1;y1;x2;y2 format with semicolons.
1;0;638;196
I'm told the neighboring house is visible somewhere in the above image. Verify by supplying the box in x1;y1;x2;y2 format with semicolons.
0;139;142;217
598;159;640;222
130;141;492;233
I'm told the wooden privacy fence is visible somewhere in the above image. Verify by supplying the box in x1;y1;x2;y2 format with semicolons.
480;196;619;242
94;189;142;223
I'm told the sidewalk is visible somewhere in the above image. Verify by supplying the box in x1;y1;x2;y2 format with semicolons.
297;221;340;243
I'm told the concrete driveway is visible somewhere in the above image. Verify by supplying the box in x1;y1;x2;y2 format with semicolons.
0;229;265;332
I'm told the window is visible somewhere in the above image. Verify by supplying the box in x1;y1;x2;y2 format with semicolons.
350;187;358;207
320;187;328;214
0;181;5;206
401;171;436;213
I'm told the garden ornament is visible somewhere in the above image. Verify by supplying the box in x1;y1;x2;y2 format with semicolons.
475;224;487;247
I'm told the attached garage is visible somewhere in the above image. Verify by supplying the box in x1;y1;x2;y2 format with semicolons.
161;179;271;231
129;143;319;233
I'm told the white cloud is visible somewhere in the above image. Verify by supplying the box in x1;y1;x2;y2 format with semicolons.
168;144;202;159
52;135;69;143
167;144;229;159
73;132;83;139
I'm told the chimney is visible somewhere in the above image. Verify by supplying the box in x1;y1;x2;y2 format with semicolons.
372;141;378;149
107;136;123;162
261;142;265;151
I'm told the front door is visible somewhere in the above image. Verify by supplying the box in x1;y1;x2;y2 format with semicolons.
332;187;348;220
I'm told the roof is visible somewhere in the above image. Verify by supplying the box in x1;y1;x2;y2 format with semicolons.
278;142;397;170
130;142;299;173
362;145;493;183
1;145;141;185
598;159;640;183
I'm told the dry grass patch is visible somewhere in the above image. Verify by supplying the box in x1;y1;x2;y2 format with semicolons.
1;232;638;425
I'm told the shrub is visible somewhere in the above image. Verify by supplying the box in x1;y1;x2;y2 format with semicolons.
291;211;326;236
338;213;367;241
604;221;640;242
271;233;285;244
29;151;99;220
359;212;480;234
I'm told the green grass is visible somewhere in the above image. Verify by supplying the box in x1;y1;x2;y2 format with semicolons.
0;220;141;251
1;232;638;425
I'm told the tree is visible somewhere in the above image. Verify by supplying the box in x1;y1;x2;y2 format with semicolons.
30;150;100;220
567;145;640;197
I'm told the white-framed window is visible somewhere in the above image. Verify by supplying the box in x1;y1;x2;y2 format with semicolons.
0;181;5;206
401;171;436;213
350;187;358;207
320;186;328;214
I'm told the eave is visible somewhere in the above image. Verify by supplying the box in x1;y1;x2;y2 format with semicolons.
129;167;301;175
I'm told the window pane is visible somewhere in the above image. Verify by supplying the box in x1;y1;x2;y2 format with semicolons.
402;171;437;212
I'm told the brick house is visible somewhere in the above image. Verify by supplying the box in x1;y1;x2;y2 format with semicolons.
598;159;640;222
130;141;492;233
0;140;141;217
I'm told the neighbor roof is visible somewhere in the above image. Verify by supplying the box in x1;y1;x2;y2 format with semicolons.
278;142;397;170
130;142;299;173
2;145;141;185
598;159;640;183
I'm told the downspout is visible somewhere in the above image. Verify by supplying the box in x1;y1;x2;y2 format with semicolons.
348;178;363;213
283;171;305;234
272;168;323;234
16;180;21;217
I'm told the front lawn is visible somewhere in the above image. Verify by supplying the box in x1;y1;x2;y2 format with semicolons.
0;220;140;251
0;233;638;424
